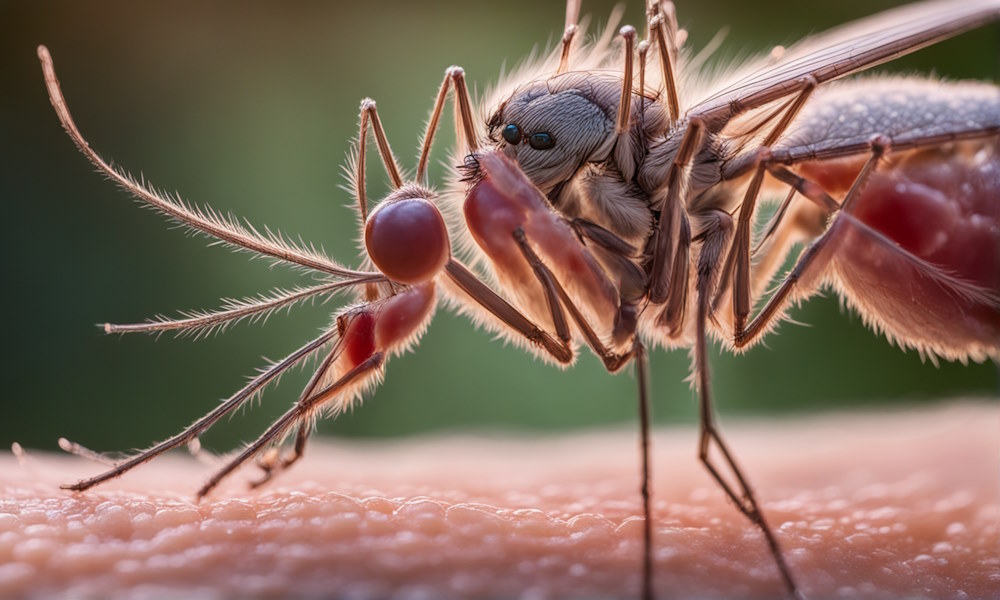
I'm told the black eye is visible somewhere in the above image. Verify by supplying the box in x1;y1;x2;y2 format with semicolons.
502;124;522;145
528;132;555;150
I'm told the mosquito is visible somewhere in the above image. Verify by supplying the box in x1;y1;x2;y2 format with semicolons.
39;0;999;598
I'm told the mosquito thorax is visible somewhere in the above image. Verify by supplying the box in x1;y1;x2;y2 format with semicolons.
364;186;450;285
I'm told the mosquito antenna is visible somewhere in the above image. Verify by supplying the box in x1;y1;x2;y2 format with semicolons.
37;46;370;280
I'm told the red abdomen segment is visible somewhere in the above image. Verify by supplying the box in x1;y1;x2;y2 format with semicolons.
811;148;1000;361
462;151;619;337
340;282;437;370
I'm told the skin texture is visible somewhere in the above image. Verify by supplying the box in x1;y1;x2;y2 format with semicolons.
1;402;997;600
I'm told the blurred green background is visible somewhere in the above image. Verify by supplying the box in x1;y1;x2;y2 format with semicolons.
2;0;997;457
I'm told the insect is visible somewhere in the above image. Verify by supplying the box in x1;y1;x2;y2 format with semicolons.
37;0;1000;598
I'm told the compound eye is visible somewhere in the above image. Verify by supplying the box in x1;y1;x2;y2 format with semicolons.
528;132;555;150
502;123;522;145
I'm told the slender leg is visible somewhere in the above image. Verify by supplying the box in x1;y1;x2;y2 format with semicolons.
197;353;385;499
512;228;631;371
616;26;637;136
657;210;690;336
513;230;572;344
444;260;574;364
249;421;310;489
571;218;647;296
415;67;477;177
451;68;480;154
509;225;651;597
713;77;817;324
417;70;454;183
765;165;841;214
649;118;704;304
556;0;581;75
637;40;650;132
103;279;376;337
711;154;769;318
649;3;680;122
634;338;654;600
734;141;887;348
751;188;799;259
60;330;338;491
248;337;344;488
355;99;405;224
692;210;802;599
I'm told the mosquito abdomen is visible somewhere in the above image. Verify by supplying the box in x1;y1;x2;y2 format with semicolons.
816;145;1000;362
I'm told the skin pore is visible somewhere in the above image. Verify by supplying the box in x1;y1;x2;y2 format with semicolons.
1;402;997;599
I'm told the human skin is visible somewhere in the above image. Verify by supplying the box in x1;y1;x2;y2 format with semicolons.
1;402;997;600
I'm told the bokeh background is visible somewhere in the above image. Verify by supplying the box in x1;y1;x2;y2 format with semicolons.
2;1;997;456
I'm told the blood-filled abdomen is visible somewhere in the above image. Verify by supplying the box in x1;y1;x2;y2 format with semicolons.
805;145;1000;361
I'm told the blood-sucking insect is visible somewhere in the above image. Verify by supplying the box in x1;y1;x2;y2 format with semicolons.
36;0;999;599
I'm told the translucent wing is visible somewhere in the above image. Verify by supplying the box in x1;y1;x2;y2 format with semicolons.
691;0;1000;130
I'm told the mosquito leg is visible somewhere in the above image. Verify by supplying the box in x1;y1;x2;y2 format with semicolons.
198;278;438;498
197;352;385;499
766;164;841;214
444;260;573;364
354;99;405;225
38;46;366;279
649;3;680;121
649;118;704;304
657;210;691;336
451;68;480;154
751;187;798;258
417;66;478;182
742;187;820;308
248;336;344;489
58;438;116;466
616;25;637;136
513;223;653;597
637;40;650;132
634;337;654;600
249;421;310;489
711;155;769;318
571;218;647;295
713;77;817;324
691;209;801;599
511;228;631;371
735;140;888;348
104;278;378;337
60;329;338;492
556;0;581;75
744;166;843;296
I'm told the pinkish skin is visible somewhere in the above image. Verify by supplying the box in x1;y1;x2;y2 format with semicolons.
801;147;1000;361
1;403;997;599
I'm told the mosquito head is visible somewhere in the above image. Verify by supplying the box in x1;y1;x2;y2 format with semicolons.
487;73;632;196
364;185;450;285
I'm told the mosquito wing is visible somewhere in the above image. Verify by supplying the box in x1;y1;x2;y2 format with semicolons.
690;0;1000;131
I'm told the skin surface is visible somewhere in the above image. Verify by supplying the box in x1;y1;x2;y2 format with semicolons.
1;402;997;600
